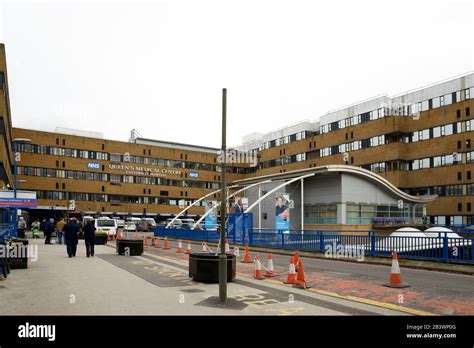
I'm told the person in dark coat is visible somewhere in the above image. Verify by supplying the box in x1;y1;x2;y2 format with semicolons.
63;218;80;258
83;220;96;257
44;218;55;244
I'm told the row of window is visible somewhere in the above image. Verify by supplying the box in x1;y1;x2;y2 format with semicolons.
406;184;474;197
411;151;474;170
258;153;307;169
320;135;387;157
359;151;474;173
17;143;221;172
17;166;220;189
262;131;309;150
320;87;473;135
410;119;472;143
319;119;473;158
35;190;209;206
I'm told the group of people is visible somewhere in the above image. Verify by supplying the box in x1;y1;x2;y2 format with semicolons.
29;217;97;258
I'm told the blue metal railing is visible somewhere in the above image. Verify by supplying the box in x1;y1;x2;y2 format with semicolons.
154;227;474;264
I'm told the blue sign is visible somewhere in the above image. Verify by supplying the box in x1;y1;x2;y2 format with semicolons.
0;198;38;208
189;172;199;178
87;162;101;169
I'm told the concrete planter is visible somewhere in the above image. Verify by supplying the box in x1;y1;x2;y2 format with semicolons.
9;239;29;270
188;253;236;283
116;239;143;256
94;234;108;245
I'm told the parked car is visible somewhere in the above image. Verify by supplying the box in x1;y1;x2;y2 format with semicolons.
180;218;195;229
94;218;118;237
124;222;137;232
165;218;182;228
138;218;156;232
116;219;125;229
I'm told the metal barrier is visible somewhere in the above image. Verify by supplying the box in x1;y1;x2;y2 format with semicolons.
154;227;474;264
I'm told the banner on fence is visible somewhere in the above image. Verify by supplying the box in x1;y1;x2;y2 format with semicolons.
204;200;218;230
275;193;291;231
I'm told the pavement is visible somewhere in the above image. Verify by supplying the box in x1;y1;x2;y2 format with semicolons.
142;236;474;316
0;237;410;315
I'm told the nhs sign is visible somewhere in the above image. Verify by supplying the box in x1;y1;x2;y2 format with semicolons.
189;172;199;178
87;162;101;169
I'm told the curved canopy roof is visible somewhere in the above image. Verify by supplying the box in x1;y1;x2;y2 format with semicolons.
233;165;437;204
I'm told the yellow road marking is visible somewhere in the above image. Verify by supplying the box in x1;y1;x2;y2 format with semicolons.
261;278;435;316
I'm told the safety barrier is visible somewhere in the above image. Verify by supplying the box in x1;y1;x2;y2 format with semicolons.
154;227;474;264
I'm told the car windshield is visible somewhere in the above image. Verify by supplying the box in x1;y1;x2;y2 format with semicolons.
97;220;115;227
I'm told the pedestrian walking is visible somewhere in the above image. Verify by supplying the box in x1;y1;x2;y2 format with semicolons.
63;218;80;258
17;217;27;239
83;220;96;257
44;218;55;244
56;217;66;245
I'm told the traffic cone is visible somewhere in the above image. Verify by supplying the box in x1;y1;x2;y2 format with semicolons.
107;234;111;241
185;241;192;254
163;237;170;250
111;234;115;241
225;239;231;254
264;253;276;277
200;242;209;253
254;255;265;280
133;233;139;240
117;232;123;240
154;237;161;248
384;251;410;288
144;236;148;246
293;260;310;289
242;245;252;263
293;251;300;272
176;239;183;253
284;257;297;284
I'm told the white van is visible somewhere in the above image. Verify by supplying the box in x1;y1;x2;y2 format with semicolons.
94;218;118;236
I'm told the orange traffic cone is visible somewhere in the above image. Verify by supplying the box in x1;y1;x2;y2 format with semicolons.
133;233;139;240
254;255;265;280
284;257;297;284
225;240;231;254
117;232;123;240
242;245;252;263
144;236;149;246
107;234;111;241
185;241;192;254
163;237;170;250
111;234;115;241
293;260;310;289
293;251;300;272
264;253;276;277
384;251;410;288
176;239;183;253
200;242;209;253
154;237;161;248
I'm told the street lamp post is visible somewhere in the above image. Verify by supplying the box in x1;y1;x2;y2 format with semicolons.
219;88;227;303
12;138;31;238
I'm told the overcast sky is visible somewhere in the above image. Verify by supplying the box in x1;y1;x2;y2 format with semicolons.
1;0;473;148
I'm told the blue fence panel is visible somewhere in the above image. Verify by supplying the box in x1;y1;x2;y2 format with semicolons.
154;227;474;264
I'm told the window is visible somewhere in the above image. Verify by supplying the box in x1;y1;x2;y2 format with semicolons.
458;203;462;212
110;174;121;183
432;97;440;109
467;107;471;116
